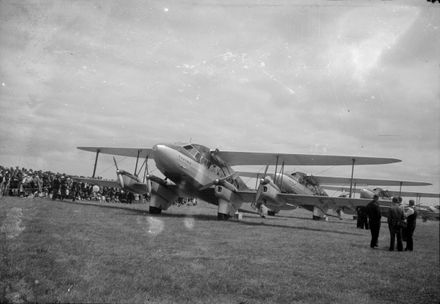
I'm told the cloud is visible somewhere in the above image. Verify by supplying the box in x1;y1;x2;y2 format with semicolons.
0;1;439;195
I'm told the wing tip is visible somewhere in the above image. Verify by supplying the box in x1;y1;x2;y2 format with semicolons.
77;146;100;152
389;158;402;164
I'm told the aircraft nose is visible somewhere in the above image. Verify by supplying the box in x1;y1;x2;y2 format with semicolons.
153;144;175;171
153;144;167;155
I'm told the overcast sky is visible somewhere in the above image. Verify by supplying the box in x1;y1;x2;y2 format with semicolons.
0;0;439;202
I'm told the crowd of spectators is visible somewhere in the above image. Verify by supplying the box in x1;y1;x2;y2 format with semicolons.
0;165;139;203
0;165;198;206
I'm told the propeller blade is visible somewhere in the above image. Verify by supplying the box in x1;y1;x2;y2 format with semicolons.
146;178;152;196
263;164;269;177
253;165;269;208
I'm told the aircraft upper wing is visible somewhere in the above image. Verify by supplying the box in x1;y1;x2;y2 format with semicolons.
322;186;440;198
215;150;400;166
78;146;401;166
313;176;431;186
77;147;155;159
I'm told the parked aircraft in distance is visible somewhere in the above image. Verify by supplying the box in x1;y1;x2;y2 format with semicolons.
323;184;439;220
322;185;438;201
77;143;401;220
416;205;440;221
235;171;432;219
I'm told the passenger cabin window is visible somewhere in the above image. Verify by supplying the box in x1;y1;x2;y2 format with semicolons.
194;152;201;162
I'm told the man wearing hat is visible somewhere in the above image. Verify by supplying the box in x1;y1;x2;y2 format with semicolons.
366;194;382;248
387;197;405;251
404;200;418;251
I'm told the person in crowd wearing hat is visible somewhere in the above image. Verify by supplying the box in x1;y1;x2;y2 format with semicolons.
59;174;67;200
51;175;61;200
366;194;382;248
404;200;418;251
387;197;405;251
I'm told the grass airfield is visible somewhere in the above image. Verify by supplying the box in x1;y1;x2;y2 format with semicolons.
1;197;439;304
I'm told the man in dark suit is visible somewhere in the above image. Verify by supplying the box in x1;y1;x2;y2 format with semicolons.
356;206;369;229
366;195;382;248
387;197;405;251
404;200;418;251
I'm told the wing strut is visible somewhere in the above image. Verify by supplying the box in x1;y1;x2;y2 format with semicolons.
349;158;355;198
280;161;285;191
134;150;141;176
142;156;149;183
273;155;279;184
92;150;100;178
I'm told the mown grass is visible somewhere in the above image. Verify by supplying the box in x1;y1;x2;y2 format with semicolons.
1;197;439;304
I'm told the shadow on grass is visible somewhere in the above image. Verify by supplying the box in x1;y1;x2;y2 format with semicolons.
55;199;221;221
55;199;363;236
235;219;364;236
275;213;356;225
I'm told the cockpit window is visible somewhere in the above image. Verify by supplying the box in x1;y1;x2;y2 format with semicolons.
381;190;391;198
181;144;206;165
183;144;194;151
292;171;327;196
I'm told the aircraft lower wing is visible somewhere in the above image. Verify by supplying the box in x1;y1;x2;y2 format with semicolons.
235;190;257;203
277;193;393;213
322;186;440;198
312;176;431;187
236;172;431;187
72;177;150;195
235;190;392;214
72;177;121;189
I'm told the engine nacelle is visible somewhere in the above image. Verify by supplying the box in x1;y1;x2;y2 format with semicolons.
360;188;374;199
149;182;178;212
215;185;242;220
260;183;282;208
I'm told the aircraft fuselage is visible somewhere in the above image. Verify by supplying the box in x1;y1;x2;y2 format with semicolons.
259;172;328;214
151;143;247;216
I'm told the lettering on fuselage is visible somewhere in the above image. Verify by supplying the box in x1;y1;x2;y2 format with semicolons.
178;154;192;167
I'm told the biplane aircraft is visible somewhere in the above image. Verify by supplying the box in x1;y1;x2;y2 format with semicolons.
77;142;401;220
322;184;439;220
322;185;438;201
237;170;433;219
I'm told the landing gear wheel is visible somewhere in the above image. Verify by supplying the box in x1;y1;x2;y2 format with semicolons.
267;211;276;216
149;206;162;214
217;213;230;221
